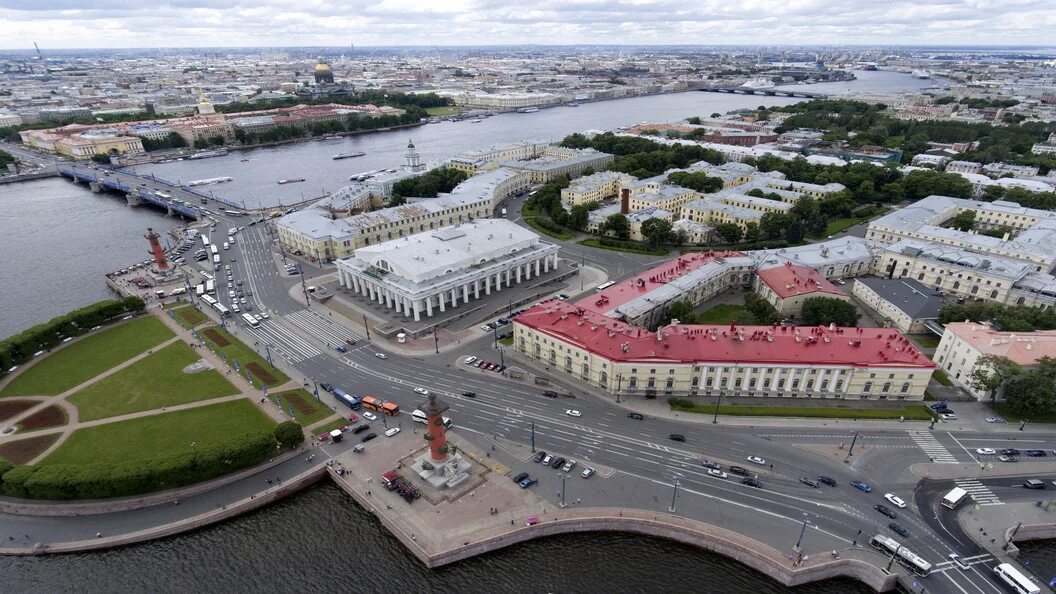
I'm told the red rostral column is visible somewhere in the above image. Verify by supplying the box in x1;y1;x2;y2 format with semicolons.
144;227;169;271
421;393;450;462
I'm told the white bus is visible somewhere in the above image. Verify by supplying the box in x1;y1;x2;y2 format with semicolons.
201;294;217;307
210;244;218;255
214;303;231;317
595;280;616;292
205;280;215;294
201;235;210;246
869;534;932;577
993;563;1041;594
942;487;969;509
196;284;205;297
212;254;220;265
241;313;260;328
225;209;244;216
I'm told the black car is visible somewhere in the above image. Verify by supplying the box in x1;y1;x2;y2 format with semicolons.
351;424;371;434
361;433;378;443
542;390;559;398
874;504;897;519
1026;450;1047;457
888;522;909;537
512;472;529;483
533;451;547;463
818;476;837;487
1001;448;1021;456
627;412;644;420
742;478;763;488
701;460;721;470
461;391;477;398
729;466;749;476
668;434;686;442
800;477;820;488
319;382;334;393
551;457;566;469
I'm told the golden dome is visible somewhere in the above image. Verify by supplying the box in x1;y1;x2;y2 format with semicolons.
315;62;332;72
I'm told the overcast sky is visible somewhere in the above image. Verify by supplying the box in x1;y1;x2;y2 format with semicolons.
1;0;1054;49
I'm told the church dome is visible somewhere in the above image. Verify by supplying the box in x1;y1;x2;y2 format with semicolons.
315;62;332;73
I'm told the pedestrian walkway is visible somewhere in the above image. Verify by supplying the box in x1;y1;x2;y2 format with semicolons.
954;478;1004;506
909;430;958;463
246;321;321;362
284;309;362;346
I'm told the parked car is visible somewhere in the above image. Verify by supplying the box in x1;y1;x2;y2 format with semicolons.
818;476;837;487
986;416;1006;424
384;427;401;437
512;472;529;483
519;477;538;488
851;480;872;493
874;504;897;519
668;434;686;442
939;412;958;421
742;477;763;488
729;466;749;476
319;382;334;393
361;433;378;443
562;460;577;472
888;522;909;537
581;467;596;479
930;402;949;410
351;424;370;434
464;356;477;365
800;477;820;488
541;455;553;465
884;493;907;509
533;451;547;463
550;457;566;469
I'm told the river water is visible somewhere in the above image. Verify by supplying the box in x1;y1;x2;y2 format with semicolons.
6;73;1050;591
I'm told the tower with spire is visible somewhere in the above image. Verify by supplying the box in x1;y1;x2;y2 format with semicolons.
403;140;425;173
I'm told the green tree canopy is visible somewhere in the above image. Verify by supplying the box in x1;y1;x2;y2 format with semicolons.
800;297;860;327
275;421;305;449
714;223;743;244
969;354;1022;403
602;213;631;240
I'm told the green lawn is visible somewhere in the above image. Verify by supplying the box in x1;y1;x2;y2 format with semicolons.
1;317;174;397
991;403;1056;424
425;106;460;116
670;399;933;421
171;305;208;329
272;388;335;426
911;334;941;349
198;325;288;389
578;238;668;256
697;303;751;324
313;417;351;434
68;341;240;421
498;336;514;346
524;217;574;240
41;399;276;466
932;369;954;387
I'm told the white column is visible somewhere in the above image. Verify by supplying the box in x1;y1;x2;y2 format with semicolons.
516;266;522;283
463;284;470;303
495;272;502;291
485;276;491;296
451;288;459;307
535;258;541;276
524;262;531;280
543;257;550;273
742;367;753;395
376;284;385;305
426;296;434;317
385;291;393;309
351;275;360;292
773;368;783;394
439;292;446;313
505;268;512;286
367;283;375;300
713;368;723;392
474;280;480;300
413;300;421;322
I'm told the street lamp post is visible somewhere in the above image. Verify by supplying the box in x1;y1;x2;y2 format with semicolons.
312;379;319;402
712;390;724;424
560;473;567;508
492;324;499;349
669;477;680;512
848;431;860;456
886;544;901;572
362;314;370;340
433;327;439;354
615;374;623;403
530;421;536;453
793;513;809;552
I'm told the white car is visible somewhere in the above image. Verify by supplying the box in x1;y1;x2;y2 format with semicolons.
374;353;387;359
253;314;263;321
384;427;401;437
464;356;478;365
940;413;958;421
260;312;270;319
976;448;997;455
565;409;582;417
884;493;907;509
581;467;596;479
746;456;766;465
414;387;429;395
707;469;728;479
985;416;1006;424
480;325;492;332
362;411;378;421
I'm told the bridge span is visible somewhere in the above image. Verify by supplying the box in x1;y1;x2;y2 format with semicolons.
699;87;828;99
58;164;209;219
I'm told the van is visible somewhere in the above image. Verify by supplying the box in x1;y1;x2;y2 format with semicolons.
411;409;452;427
223;242;229;250
1024;479;1046;489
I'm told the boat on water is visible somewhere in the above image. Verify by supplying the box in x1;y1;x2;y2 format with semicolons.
240;158;250;162
565;103;580;107
277;178;305;185
911;69;931;79
188;176;233;187
323;134;342;140
188;149;229;160
332;151;366;160
740;78;776;89
469;119;483;123
516;107;540;113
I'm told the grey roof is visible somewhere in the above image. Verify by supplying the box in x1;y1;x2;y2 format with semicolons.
854;276;945;320
881;239;1034;281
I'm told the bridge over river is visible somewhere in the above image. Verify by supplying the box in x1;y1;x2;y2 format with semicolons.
699;87;828;99
57;164;235;219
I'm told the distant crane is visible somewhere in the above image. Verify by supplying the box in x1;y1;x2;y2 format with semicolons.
33;41;43;60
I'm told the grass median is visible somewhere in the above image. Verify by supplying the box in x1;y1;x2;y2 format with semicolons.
524;217;574;240
171;305;208;328
1;316;174;397
669;398;933;421
578;238;668;255
271;388;335;426
198;325;289;389
68;341;240;421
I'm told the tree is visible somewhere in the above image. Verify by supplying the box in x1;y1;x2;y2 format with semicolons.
744;292;781;325
969;355;1022;403
567;205;590;231
667;171;724;193
602;213;631;240
90;154;110;164
710;112;721;118
640;218;674;247
800;297;860;327
950;209;977;232
1002;373;1056;417
759;212;788;240
743;222;760;243
686;116;702;125
715;223;742;244
274;421;304;449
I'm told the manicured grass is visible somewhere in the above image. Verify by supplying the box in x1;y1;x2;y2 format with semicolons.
162;301;186;310
991;403;1056;424
1;316;174;397
425;106;460;116
41;399;276;466
578;238;668;256
68;341;240;421
821;217;860;237
521;203;542;218
697;303;751;324
498;336;514;346
670;399;933;421
911;334;941;349
524;217;574;240
198;325;288;389
172;305;208;328
932;369;953;387
271;388;335;426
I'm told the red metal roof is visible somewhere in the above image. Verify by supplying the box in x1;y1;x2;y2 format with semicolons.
514;300;934;368
756;263;846;299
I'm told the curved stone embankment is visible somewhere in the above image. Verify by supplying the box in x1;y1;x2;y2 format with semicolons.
0;466;328;556
0;447;306;517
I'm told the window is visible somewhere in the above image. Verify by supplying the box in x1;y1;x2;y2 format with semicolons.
863;382;872;393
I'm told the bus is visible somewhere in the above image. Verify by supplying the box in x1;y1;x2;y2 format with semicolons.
212;254;220;265
196;284;205;297
201;294;217;307
201;235;209;246
942;487;969;509
993;563;1041;594
210;244;218;255
361;395;383;412
595;280;616;292
869;534;932;577
381;401;400;416
206;280;215;294
333;388;361;410
225;210;244;216
214;303;231;317
241;313;259;328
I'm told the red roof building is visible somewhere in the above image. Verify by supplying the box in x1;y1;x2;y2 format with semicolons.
754;263;849;317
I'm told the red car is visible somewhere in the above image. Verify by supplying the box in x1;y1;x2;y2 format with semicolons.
345;338;356;346
347;413;358;422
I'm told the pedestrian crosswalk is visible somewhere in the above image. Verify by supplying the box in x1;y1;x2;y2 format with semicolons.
246;320;321;362
909;431;958;463
284;309;361;348
954;478;1004;506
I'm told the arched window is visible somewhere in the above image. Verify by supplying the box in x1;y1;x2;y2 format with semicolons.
1017;297;1026;305
990;290;998;299
582;363;590;379
971;286;979;295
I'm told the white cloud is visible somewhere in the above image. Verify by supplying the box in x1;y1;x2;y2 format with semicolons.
0;0;1053;48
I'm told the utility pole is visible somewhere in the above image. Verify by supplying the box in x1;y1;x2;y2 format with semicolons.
793;513;809;552
299;269;310;307
433;326;439;354
848;431;860;456
669;477;680;512
1005;521;1022;550
362;314;370;340
886;544;901;572
615;374;623;403
530;421;536;453
712;390;723;424
560;473;567;508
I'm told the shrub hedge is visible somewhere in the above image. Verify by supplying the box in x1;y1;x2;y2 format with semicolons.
0;431;275;500
0;297;145;374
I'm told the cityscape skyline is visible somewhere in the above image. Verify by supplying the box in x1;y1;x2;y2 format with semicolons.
2;0;1055;49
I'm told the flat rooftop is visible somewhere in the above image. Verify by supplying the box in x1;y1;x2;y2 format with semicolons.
943;322;1056;364
853;276;945;320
